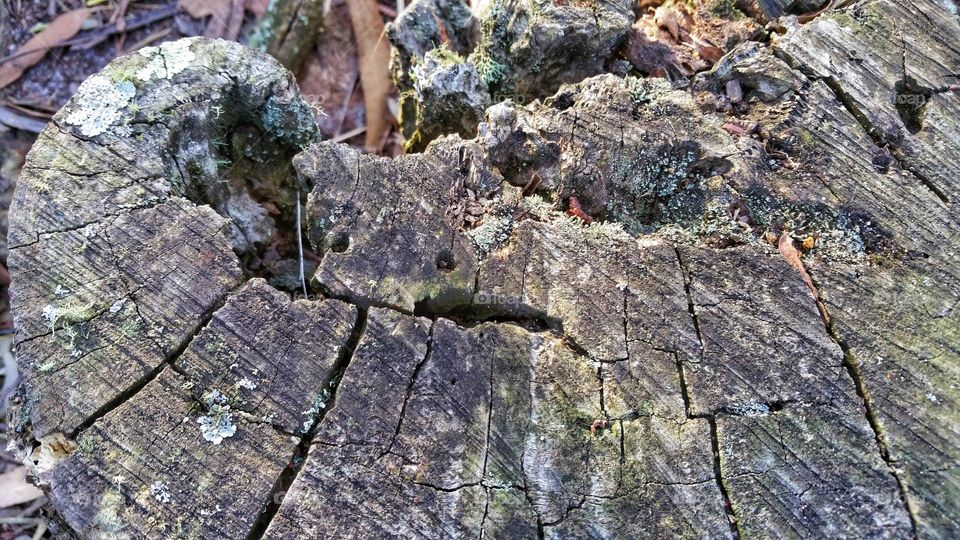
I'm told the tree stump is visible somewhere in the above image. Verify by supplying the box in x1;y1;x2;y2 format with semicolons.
6;0;960;537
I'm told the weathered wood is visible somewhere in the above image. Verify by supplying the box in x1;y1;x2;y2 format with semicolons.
6;0;960;536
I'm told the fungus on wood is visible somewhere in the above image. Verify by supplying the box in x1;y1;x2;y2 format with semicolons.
7;0;960;537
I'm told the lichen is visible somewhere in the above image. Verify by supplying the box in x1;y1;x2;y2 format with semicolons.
135;39;196;81
63;76;136;137
260;94;319;149
197;389;237;444
42;297;96;333
150;481;171;503
300;389;330;434
466;215;513;255
468;49;508;89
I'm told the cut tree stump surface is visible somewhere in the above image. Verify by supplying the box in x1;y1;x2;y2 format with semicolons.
5;1;960;537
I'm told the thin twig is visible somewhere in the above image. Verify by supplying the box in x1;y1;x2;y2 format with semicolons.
332;125;366;143
0;105;47;133
296;190;308;298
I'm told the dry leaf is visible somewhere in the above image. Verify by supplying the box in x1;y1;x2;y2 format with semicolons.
347;0;392;152
0;9;92;90
179;0;221;17
654;5;680;40
778;232;831;324
0;466;43;508
180;0;239;39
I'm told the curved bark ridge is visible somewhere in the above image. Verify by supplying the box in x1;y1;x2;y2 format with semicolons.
6;1;960;537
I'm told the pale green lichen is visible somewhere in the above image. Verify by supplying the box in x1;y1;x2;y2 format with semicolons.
63;76;136;137
197;389;237;444
551;216;634;244
135;39;196;81
42;297;96;333
520;194;557;220
466;215;513;255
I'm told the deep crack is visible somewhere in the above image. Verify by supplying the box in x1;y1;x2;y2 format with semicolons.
245;306;369;540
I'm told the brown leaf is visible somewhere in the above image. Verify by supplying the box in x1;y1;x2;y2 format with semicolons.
180;0;240;39
778;232;831;324
567;196;593;224
0;467;43;508
347;0;392;152
179;0;221;18
0;9;92;90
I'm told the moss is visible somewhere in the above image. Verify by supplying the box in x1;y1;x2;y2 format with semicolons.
106;61;140;84
426;46;464;66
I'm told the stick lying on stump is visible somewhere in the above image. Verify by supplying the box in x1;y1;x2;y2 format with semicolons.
6;0;960;535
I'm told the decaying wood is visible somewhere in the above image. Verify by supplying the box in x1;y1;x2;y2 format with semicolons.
5;0;960;537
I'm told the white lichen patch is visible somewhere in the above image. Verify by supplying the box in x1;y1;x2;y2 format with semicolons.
108;298;126;314
197;389;237;444
136;39;197;81
300;389;331;433
63;76;136;137
150;481;171;503
197;404;237;444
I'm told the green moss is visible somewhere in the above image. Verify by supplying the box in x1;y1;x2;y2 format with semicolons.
426;46;464;66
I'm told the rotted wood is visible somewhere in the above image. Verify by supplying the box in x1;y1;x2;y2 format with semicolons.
5;0;960;537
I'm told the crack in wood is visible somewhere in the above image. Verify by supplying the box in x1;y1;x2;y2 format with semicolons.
774;48;951;205
68;280;246;440
245;306;369;540
802;267;922;536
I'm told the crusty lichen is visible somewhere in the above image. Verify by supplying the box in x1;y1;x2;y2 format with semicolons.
261;94;319;149
135;39;197;82
63;76;136;137
466;215;513;255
